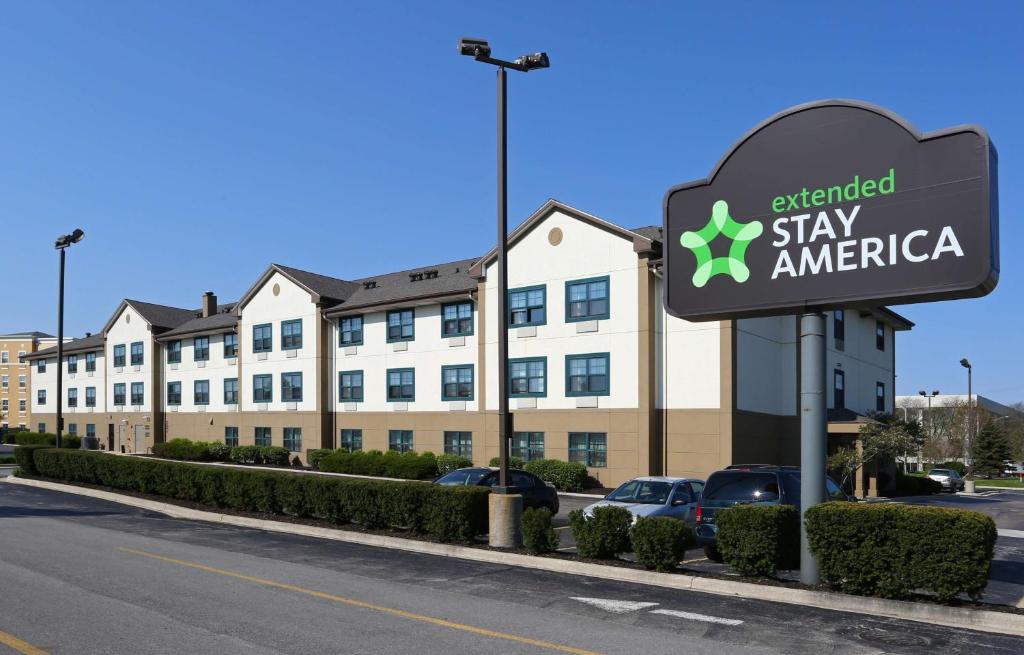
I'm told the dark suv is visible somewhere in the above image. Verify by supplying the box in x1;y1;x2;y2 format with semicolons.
695;465;851;561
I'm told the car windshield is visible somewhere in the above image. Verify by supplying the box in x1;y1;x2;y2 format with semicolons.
702;472;780;503
435;471;469;486
606;480;673;505
930;469;950;476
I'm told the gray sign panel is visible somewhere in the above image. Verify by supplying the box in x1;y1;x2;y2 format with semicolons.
664;100;998;321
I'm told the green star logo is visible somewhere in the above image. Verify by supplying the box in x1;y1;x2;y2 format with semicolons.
679;200;763;288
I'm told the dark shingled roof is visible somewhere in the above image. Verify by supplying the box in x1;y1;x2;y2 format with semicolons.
0;331;55;339
327;258;480;314
158;303;239;340
274;264;360;305
631;225;663;242
125;299;199;331
23;332;105;361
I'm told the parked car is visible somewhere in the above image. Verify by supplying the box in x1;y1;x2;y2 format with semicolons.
695;465;851;561
434;467;559;514
926;468;965;492
583;476;705;524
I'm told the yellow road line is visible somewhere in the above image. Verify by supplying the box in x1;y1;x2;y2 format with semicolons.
117;547;601;655
0;630;47;655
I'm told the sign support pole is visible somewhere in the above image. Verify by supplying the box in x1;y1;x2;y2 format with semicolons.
799;311;827;585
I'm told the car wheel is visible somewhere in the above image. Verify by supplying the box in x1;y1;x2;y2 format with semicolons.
704;544;723;563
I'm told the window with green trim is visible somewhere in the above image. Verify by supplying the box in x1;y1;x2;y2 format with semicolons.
253;374;273;403
37;389;46;406
340;316;363;346
67;388;78;407
444;431;472;458
512;432;544;461
86;424;96;438
130;342;144;366
282;319;303;350
387;368;415;401
283;427;302;452
113;344;126;367
224;378;238;404
281;372;303;402
167;382;181;405
224;333;238;358
441;365;473;401
508;286;546;327
85;351;97;372
509;357;546;397
85;387;96;408
194;380;210;405
569;432;607;468
68;423;78;436
225;426;239;447
37;359;46;374
130;382;144;406
389;430;413;453
387;309;415;342
340;428;363;452
566;277;609;321
37;422;46;433
194;336;210;361
67;354;78;374
339;371;363;402
253;324;272;353
113;383;126;406
441;302;473;337
566;353;609;396
167;340;181;364
254;426;272;447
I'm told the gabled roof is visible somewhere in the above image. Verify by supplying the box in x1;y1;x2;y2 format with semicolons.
235;264;359;312
23;332;105;361
157;303;239;341
467;199;657;278
101;299;197;336
325;258;479;316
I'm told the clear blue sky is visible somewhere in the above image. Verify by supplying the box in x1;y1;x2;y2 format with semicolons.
1;2;1021;404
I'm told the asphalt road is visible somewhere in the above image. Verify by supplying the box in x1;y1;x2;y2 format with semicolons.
1;485;1022;655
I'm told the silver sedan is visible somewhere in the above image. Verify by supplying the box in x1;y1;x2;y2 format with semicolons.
583;476;705;524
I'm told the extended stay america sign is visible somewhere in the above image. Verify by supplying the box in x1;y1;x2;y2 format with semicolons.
664;100;999;321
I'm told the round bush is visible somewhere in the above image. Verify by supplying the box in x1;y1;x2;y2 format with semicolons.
630;517;695;572
522;507;560;554
716;504;799;577
569;506;632;559
524;459;588;492
437;454;473;474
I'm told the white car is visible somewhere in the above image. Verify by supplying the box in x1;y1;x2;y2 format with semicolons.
927;468;965;492
583;476;704;524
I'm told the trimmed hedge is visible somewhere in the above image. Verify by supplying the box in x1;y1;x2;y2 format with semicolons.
524;459;588;492
569;506;632;559
153;438;216;461
717;505;799;576
436;454;473;475
28;448;489;543
15;445;51;476
894;471;942;496
631;516;695;572
806;502;996;601
228;445;290;466
307;448;334;470
13;432;80;449
522;507;559;554
489;456;525;469
319;450;438;480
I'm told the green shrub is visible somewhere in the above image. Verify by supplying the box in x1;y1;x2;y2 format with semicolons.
569;506;632;559
12;432;79;448
524;459;588;492
307;448;333;470
319;449;438;480
488;456;525;469
153;438;214;461
522;507;560;554
436;453;473;474
806;502;996;601
894;471;942;496
227;445;289;466
229;445;261;465
14;445;51;476
207;443;233;462
717;504;799;576
0;455;15;465
29;448;489;544
630;516;695;572
934;461;967;477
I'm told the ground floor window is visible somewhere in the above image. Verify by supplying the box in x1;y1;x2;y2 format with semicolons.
86;424;96;438
68;423;78;436
254;426;271;447
283;427;302;452
225;426;239;447
569;432;607;468
512;432;545;462
443;431;472;458
37;422;46;433
340;428;362;452
389;430;413;453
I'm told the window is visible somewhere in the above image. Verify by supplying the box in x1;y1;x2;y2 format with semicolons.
444;431;472;458
224;378;238;405
876;382;886;413
37;422;46;433
513;432;545;462
225;426;239;447
441;365;474;401
566;277;609;321
85;387;96;408
833;369;845;410
283;427;302;452
833;310;845;342
281;319;303;350
253;324;272;353
167;341;181;364
130;342;144;366
253;374;273;403
131;382;144;406
569;432;607;468
0;351;6;363
508;285;546;327
85;352;96;372
68;388;78;408
68;423;78;436
113;344;126;367
340;316;363;346
281;372;303;402
18;375;26;389
113;383;126;406
194;380;210;405
509;357;546;397
37;389;46;406
18;399;26;413
566;353;609;396
340;429;362;452
223;333;238;358
387;368;415;401
387;309;415;342
876;320;885;351
254;427;272;447
389;430;413;453
441;302;473;337
67;355;78;374
167;382;181;406
1;399;7;411
339;371;363;402
37;359;46;374
194;336;210;361
0;375;6;389
86;424;96;438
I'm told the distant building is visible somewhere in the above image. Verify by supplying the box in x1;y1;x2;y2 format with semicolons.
0;331;59;431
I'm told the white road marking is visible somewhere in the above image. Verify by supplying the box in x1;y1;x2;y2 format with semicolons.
570;597;659;614
650;608;744;626
999;528;1024;539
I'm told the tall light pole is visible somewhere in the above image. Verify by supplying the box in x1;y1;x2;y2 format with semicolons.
459;38;549;548
918;389;939;470
54;228;85;449
960;358;973;473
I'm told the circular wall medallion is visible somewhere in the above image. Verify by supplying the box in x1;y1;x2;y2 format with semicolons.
548;227;563;246
272;283;281;296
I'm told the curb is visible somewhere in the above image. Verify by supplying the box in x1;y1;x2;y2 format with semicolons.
6;475;1023;636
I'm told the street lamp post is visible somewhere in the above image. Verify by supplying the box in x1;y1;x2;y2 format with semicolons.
54;228;85;449
918;389;939;470
459;38;549;548
960;358;973;473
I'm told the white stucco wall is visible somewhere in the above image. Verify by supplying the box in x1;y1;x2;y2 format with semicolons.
106;304;154;413
655;279;722;410
162;332;238;414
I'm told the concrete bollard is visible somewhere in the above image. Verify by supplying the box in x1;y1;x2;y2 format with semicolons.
964;479;976;494
488;492;523;548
